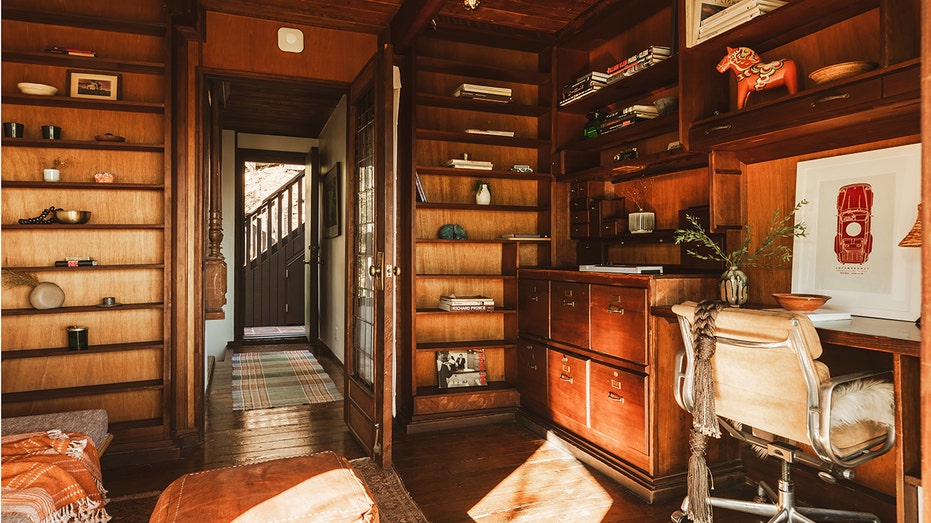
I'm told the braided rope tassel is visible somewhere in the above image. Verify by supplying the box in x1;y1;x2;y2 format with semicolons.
686;300;726;523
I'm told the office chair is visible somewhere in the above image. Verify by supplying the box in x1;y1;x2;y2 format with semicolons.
670;301;895;523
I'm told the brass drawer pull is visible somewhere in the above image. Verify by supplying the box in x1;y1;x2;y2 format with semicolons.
705;124;732;134
811;93;850;108
607;304;624;314
607;391;625;403
529;295;539;302
559;373;573;383
528;363;538;371
562;300;575;307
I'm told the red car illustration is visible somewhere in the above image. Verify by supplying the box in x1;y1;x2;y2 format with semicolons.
834;183;873;264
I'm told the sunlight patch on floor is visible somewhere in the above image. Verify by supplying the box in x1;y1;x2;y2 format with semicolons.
466;441;614;522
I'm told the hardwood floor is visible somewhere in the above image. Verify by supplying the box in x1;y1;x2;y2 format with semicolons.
102;341;762;522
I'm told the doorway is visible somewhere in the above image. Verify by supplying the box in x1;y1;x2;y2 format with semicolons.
235;150;311;342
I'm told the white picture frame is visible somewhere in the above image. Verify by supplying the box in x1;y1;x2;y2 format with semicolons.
792;143;921;321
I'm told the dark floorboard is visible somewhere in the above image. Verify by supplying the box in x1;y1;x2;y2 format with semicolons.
101;341;777;522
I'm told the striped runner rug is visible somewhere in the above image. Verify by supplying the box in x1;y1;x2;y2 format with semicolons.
232;350;343;411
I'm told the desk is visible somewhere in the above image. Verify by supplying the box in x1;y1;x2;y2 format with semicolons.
654;307;921;522
816;316;921;523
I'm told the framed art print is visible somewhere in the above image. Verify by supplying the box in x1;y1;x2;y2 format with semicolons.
792;143;921;321
68;70;121;100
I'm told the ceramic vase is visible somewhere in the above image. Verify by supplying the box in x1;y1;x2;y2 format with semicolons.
628;211;655;234
475;183;491;205
720;266;748;307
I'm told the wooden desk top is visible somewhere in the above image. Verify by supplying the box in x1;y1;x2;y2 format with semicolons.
652;305;920;358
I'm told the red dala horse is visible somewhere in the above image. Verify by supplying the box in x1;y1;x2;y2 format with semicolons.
716;46;798;109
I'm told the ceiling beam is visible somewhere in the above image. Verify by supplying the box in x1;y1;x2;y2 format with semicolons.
389;0;446;53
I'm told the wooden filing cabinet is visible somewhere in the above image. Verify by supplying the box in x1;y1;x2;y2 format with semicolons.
516;269;735;503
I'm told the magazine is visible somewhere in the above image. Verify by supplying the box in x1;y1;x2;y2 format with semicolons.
436;349;488;389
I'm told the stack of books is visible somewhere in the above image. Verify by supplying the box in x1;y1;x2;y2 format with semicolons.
452;83;512;103
560;71;610;106
697;0;786;43
596;105;659;134
444;158;493;170
439;295;495;312
606;46;672;82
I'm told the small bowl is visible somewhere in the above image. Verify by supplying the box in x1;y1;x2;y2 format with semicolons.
772;293;831;312
54;210;92;224
17;82;58;96
808;61;878;84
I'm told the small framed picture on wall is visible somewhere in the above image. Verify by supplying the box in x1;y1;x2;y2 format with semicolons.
68;70;121;101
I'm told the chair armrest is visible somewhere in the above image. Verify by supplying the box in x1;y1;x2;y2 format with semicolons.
811;370;895;469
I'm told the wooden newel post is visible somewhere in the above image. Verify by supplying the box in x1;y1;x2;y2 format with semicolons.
205;81;227;319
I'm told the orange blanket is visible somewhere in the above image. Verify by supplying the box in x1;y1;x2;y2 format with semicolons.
1;431;110;523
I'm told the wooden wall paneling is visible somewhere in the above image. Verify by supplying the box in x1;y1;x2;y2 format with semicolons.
1;149;165;184
3;0;166;22
2;349;164;391
416;209;540;239
416;242;504;275
1;230;164;266
2;309;163;350
921;0;930;517
2;189;164;224
415;314;506;344
3;390;164;423
201;12;376;83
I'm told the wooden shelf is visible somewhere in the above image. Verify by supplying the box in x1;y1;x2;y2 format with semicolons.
416;128;548;149
1;301;164;316
2;263;164;272
417;202;547;212
2;93;165;113
415;93;548;117
1;181;164;190
415;339;517;352
1;7;167;36
416;166;551;180
1;138;165;152
416;381;517;397
416;273;517;279
556;58;678;115
562;113;678;153
2;379;164;403
1;340;165;360
2;223;164;230
416;55;549;85
560;149;708;183
416;308;517;315
2;50;164;74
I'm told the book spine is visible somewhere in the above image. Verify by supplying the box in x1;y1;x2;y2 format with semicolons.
55;260;98;267
439;303;495;312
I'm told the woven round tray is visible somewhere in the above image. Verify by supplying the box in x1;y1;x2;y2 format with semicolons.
808;61;878;84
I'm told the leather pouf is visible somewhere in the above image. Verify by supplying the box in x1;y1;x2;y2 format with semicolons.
29;282;65;309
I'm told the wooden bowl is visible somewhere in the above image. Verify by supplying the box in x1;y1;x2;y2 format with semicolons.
808;61;878;84
772;293;831;312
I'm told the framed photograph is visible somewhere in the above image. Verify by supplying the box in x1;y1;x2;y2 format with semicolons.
792;143;921;321
436;349;488;389
68;70;121;100
323;162;341;238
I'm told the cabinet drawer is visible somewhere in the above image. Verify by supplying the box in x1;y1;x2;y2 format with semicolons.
599;219;627;238
518;339;548;416
550;282;590;348
570;209;594;224
590;361;648;455
548;348;588;431
691;79;882;149
590;285;648;364
569;181;605;200
570;222;591;239
518;279;550;339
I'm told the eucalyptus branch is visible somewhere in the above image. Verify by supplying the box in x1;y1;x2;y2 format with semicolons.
674;200;808;269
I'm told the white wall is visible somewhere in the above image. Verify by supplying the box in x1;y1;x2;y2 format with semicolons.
316;96;348;362
203;131;318;373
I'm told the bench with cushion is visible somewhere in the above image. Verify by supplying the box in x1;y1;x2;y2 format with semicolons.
1;409;112;454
